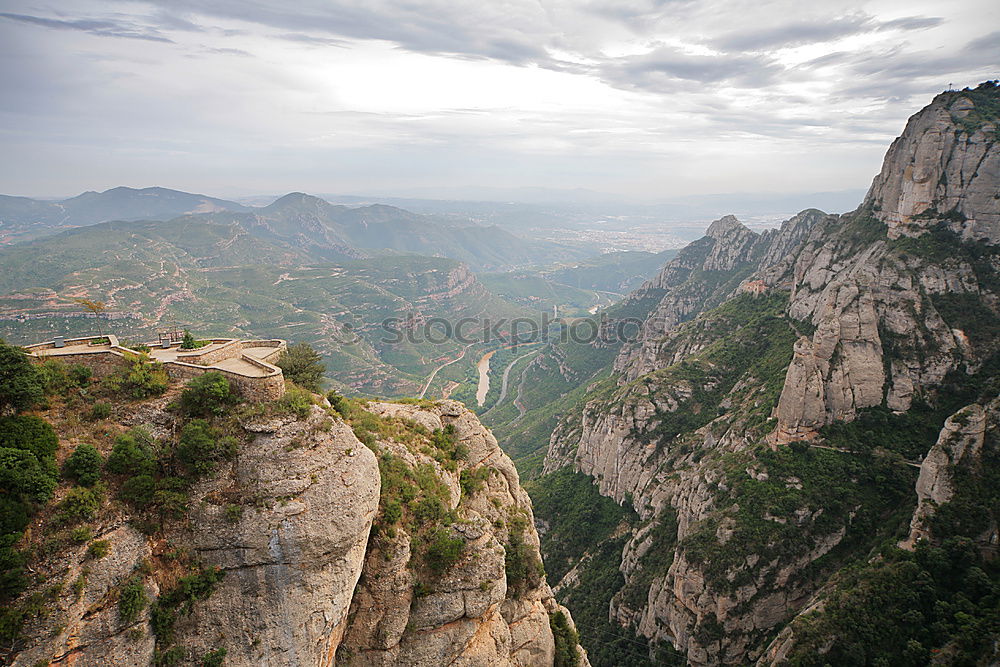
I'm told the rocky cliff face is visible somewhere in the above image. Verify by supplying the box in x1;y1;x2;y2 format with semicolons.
613;209;827;383
7;390;582;667
759;395;1000;665
864;87;1000;243
539;83;1000;666
901;400;992;548
337;400;587;667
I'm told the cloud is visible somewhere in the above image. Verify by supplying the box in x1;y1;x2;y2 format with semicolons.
274;32;349;47
0;0;997;200
877;16;944;31
201;47;251;57
0;11;173;42
822;31;1000;100
602;47;784;91
711;13;945;52
711;14;873;52
120;0;556;66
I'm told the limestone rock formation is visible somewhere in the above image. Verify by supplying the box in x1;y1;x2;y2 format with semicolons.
11;524;156;667
170;407;380;666
864;86;1000;243
614;209;827;383
902;401;989;548
540;84;1000;666
338;400;588;667
7;392;579;666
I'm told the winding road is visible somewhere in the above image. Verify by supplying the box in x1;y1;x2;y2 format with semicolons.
418;344;472;399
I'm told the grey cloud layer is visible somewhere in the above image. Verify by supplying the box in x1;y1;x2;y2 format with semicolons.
0;11;173;42
0;0;997;198
3;2;992;97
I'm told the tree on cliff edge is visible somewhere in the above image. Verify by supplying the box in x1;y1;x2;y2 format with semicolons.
276;343;326;392
0;340;44;416
72;298;107;338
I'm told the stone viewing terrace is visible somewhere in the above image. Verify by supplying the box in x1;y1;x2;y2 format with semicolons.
25;334;288;401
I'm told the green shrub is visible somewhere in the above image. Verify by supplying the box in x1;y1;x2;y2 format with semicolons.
202;648;227;667
68;364;92;387
0;411;60;610
179;330;210;350
151;489;189;519
118;575;148;624
119;475;156;509
151;566;223;644
412;496;447;524
106;428;156;477
0;342;45;414
176;420;237;478
154;647;184;666
550;611;581;667
37;359;72;395
0;415;59;465
224;504;243;523
102;354;169;399
424;528;465;575
71;574;86;599
327;391;347;417
87;401;112;421
124;341;151;354
504;511;544;597
431;424;466;461
63;443;103;486
179;372;233;417
70;526;93;543
278;385;314;419
276;343;325;392
56;484;105;524
87;540;111;559
0;446;58;507
460;468;490;496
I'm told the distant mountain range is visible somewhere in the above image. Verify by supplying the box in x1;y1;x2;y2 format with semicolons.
0;186;248;242
0;187;587;270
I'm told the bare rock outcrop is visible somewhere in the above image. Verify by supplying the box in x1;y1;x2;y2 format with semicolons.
8;396;578;667
339;400;588;667
864;88;1000;243
902;402;989;547
11;524;156;667
540;84;1000;665
170;406;380;666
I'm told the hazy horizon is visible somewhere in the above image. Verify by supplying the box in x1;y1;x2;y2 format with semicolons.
1;1;998;199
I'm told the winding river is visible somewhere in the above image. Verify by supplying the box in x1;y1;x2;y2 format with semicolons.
475;350;496;406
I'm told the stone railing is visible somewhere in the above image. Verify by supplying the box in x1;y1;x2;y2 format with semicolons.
24;334;121;352
174;338;242;365
24;335;287;402
163;359;285;402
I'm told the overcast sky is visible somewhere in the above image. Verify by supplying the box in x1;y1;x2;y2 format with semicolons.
0;0;997;201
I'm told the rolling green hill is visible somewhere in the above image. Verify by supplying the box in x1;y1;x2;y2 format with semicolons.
0;218;532;396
